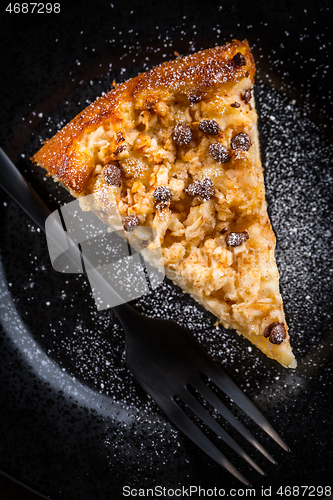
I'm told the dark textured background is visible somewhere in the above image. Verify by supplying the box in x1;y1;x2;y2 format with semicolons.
1;1;333;499
0;473;45;499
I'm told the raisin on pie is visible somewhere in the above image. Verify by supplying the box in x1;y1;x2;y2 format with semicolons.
32;40;297;368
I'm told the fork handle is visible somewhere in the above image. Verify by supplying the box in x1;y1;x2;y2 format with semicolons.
0;148;135;318
0;147;52;231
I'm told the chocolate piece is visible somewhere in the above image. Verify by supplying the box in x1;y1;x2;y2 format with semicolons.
123;215;139;232
103;163;122;187
264;322;287;344
197;178;215;201
199;119;221;136
116;131;125;142
185;181;200;196
263;322;280;338
225;231;249;247
189;93;202;104
230;102;240;108
264;323;287;344
232;52;246;66
185;182;201;197
143;99;157;112
209;143;231;163
231;132;251;151
155;202;168;211
269;324;287;344
241;88;252;104
220;227;228;234
269;328;286;344
114;144;126;156
153;185;173;204
140;239;149;248
186;178;215;201
171;124;193;146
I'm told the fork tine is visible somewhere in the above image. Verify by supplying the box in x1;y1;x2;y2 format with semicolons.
156;397;252;486
204;362;290;452
192;377;276;464
179;389;265;476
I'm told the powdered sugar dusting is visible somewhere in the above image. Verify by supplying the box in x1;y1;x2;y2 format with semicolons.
1;13;332;489
10;39;333;427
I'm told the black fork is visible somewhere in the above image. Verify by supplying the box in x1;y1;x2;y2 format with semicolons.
116;306;288;486
0;147;289;486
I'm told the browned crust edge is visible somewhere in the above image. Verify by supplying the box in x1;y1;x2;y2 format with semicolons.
31;40;255;194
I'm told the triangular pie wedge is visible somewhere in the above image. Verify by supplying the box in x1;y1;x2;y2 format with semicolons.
32;39;297;368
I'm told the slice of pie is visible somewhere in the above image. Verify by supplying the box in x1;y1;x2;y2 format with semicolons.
32;39;297;368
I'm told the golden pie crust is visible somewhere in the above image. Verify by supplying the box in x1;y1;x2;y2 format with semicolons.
32;40;297;368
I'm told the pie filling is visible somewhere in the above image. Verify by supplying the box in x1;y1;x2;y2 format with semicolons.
32;42;297;368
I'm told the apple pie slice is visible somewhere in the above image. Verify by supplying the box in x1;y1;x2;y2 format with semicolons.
32;40;297;368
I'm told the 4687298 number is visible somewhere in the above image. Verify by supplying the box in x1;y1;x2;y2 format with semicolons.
6;3;60;13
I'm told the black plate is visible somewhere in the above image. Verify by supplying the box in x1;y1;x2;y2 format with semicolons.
1;1;333;499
